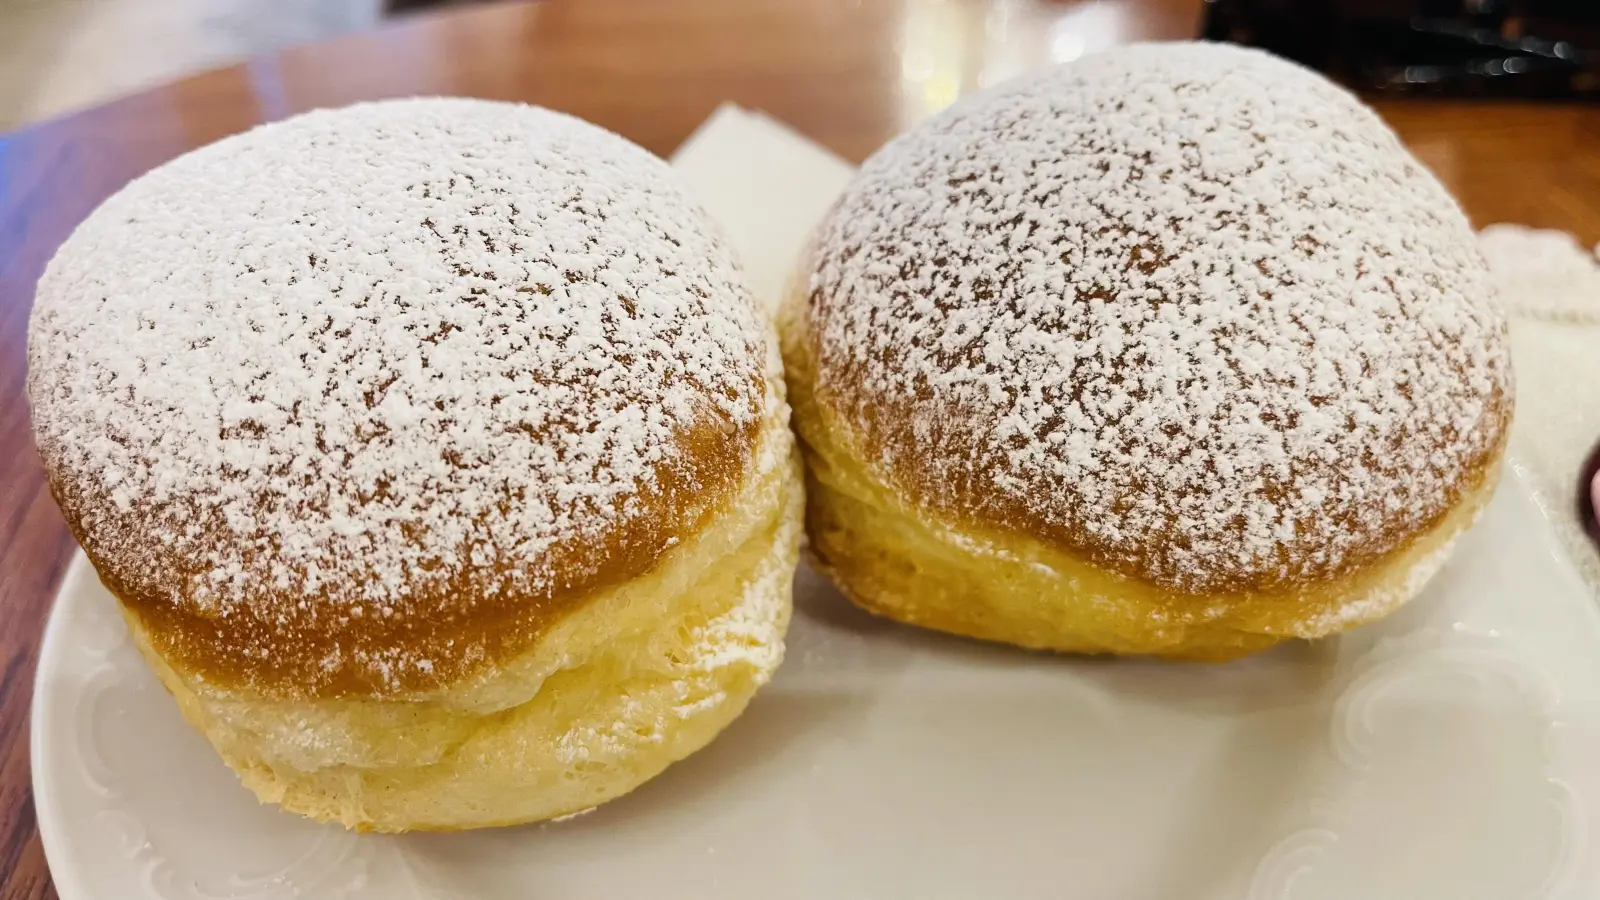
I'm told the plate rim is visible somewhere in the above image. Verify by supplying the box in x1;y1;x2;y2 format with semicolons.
33;556;99;900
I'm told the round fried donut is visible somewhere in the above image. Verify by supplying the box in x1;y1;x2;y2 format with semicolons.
783;43;1512;660
29;98;802;831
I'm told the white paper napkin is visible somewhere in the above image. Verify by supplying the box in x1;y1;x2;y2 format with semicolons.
670;105;1600;598
670;105;854;315
1479;225;1600;593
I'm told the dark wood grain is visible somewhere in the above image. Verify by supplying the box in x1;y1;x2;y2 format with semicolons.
1;0;1595;896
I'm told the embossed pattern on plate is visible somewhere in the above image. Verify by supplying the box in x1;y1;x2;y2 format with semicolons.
31;108;1600;900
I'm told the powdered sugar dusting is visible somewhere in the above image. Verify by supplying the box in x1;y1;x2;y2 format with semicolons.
29;98;768;690
807;42;1511;594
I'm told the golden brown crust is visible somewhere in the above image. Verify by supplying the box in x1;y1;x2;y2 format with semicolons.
53;415;760;698
802;310;1512;596
116;434;803;831
784;300;1505;655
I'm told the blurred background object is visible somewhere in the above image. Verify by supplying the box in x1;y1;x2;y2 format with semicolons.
1203;0;1600;97
0;0;379;129
0;0;484;130
3;0;1595;134
0;0;1199;132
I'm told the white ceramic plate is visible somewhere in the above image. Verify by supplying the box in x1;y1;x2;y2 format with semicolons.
32;107;1600;900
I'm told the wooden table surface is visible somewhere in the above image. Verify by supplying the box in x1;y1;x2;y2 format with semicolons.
2;1;1597;896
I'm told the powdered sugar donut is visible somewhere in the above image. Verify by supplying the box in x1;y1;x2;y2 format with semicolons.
30;98;801;830
783;43;1511;659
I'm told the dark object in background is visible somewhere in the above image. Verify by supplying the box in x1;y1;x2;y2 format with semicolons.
1582;439;1600;553
1203;0;1600;98
385;0;495;14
